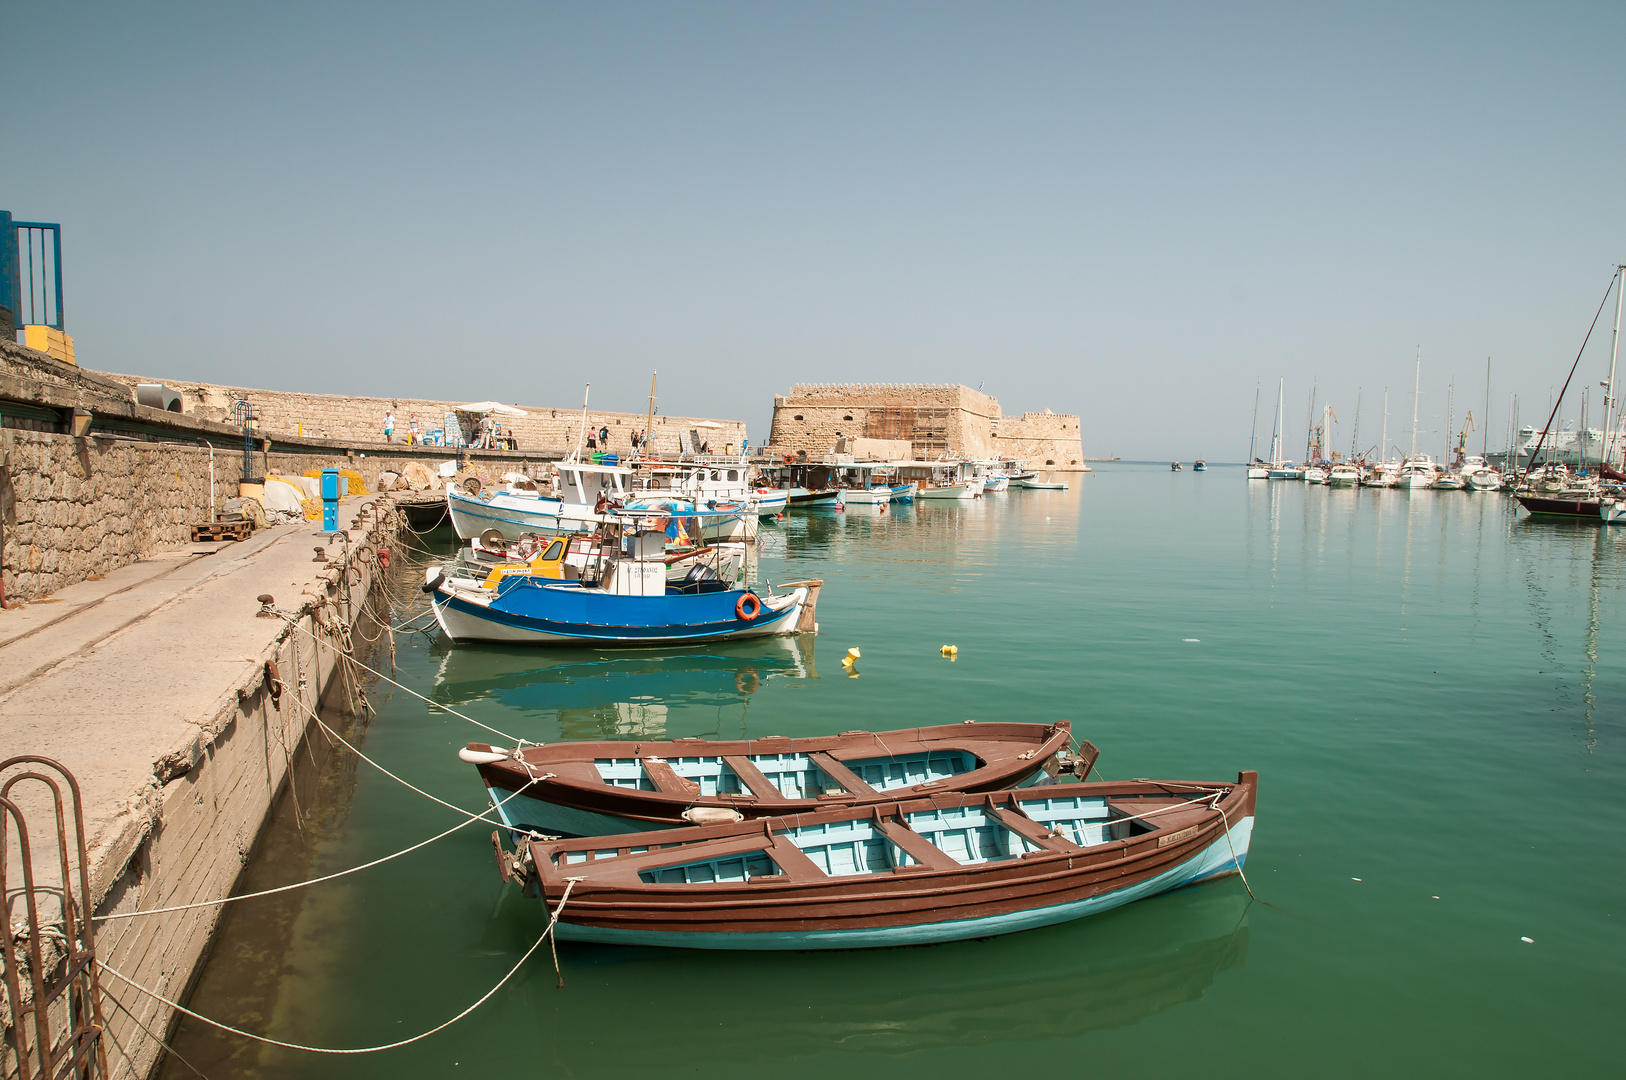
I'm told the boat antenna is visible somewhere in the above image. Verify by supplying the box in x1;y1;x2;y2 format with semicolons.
572;383;592;464
1523;269;1620;479
1249;378;1261;462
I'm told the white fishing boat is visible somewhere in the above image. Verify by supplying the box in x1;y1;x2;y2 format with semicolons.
1301;465;1329;484
1459;455;1501;491
1010;474;1069;490
1362;463;1399;487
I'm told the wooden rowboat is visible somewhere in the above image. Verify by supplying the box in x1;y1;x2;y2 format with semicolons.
501;772;1256;949
462;721;1084;838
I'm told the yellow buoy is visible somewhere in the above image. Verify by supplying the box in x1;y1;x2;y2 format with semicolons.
846;647;861;660
940;645;958;656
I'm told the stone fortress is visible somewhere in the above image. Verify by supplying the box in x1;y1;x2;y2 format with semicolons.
764;383;1086;468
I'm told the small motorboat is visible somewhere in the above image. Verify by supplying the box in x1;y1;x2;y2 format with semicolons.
1170;461;1182;472
1432;472;1467;491
498;769;1257;949
1601;496;1626;524
1193;459;1206;471
1328;463;1361;486
1301;465;1329;484
1010;474;1069;490
464;721;1086;837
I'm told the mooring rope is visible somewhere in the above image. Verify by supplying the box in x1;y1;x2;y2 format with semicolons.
95;689;533;923
277;611;523;743
100;877;582;1055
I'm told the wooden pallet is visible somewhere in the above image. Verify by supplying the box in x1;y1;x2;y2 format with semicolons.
191;520;252;542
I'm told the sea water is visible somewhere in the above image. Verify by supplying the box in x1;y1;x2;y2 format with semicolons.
164;464;1624;1078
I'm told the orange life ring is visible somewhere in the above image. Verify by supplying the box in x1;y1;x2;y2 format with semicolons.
735;592;762;621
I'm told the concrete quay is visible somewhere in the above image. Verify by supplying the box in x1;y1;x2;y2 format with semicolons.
0;494;401;1079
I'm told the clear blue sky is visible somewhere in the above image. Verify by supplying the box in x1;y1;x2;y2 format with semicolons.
5;2;1624;458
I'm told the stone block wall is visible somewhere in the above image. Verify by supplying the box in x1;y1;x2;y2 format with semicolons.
765;382;1085;464
96;372;746;459
0;429;534;602
766;383;1002;460
991;409;1087;469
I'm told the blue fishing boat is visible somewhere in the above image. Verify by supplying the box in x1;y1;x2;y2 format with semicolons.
427;520;819;645
497;772;1257;949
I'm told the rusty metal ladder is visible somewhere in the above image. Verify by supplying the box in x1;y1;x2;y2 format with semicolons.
1;757;109;1079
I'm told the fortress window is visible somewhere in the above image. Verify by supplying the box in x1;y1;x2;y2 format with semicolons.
843;414;853;421
794;415;804;421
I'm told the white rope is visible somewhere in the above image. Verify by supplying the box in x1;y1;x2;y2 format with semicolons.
95;691;531;923
278;611;522;743
100;878;583;1055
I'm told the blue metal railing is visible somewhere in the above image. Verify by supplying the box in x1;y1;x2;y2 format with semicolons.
0;211;64;331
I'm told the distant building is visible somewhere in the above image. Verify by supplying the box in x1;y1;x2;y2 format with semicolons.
765;383;1085;468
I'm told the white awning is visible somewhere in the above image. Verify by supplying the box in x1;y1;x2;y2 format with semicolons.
459;401;528;416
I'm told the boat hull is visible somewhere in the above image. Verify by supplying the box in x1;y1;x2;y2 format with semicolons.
447;489;583;540
554;822;1250;949
917;484;974;500
530;774;1257;950
1516;495;1604;519
431;581;808;645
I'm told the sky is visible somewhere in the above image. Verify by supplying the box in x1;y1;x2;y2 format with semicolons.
5;2;1625;459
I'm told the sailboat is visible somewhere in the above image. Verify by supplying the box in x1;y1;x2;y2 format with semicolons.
1246;379;1268;479
1266;379;1302;479
1398;349;1440;490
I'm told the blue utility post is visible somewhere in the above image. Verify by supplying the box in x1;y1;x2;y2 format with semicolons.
321;469;340;534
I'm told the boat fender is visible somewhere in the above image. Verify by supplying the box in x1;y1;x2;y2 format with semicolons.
377;547;391;568
459;745;510;765
735;592;763;621
421;569;447;594
682;807;745;826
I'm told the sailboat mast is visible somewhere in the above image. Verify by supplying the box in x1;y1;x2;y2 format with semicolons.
1381;388;1389;463
1445;379;1454;464
1249;378;1261;462
1606;265;1625;469
1482;357;1492;457
1352;388;1362;460
1409;347;1421;459
1305;383;1317;462
1272;378;1284;463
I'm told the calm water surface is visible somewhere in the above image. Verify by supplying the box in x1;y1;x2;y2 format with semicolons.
165;464;1625;1078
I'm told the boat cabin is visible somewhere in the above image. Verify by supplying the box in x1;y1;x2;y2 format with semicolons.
553;462;634;506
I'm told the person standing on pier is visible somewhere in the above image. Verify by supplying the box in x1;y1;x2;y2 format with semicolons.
408;415;418;446
599;424;610;448
384;409;395;443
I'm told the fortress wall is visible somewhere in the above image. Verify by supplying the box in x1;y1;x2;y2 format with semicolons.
766;383;1003;460
991;410;1087;469
96;373;746;459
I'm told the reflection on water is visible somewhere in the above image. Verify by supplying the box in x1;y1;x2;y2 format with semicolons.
431;636;818;741
508;887;1249;1072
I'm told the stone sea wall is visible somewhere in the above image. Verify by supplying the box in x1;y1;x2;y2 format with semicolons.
992;410;1086;468
96;372;748;459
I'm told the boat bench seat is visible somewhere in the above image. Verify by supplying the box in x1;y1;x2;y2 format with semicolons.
640;757;701;796
720;756;795;802
983;805;1085;855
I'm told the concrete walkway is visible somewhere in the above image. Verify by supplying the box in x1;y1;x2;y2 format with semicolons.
0;501;373;894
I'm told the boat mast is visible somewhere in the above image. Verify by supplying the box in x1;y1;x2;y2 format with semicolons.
1606;265;1625;469
1249;378;1261;462
1272;378;1284;463
1445;379;1454;465
1381;388;1389;463
572;383;592;463
1482;357;1492;457
1352;388;1362;461
1409;347;1421;460
1305;382;1316;462
646;370;658;460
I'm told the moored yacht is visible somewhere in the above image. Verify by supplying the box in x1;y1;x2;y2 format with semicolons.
1328;463;1361;486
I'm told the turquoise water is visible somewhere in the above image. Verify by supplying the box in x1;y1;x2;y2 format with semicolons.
164;465;1624;1078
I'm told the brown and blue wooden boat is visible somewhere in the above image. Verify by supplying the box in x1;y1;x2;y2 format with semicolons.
505;772;1257;949
461;721;1083;838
